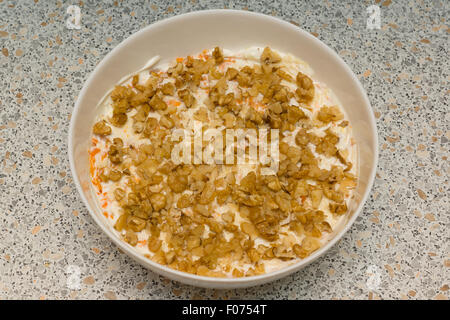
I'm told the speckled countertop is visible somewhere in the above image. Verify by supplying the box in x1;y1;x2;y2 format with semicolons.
0;0;448;300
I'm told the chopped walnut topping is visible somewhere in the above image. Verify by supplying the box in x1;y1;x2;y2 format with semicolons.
93;120;111;135
149;94;167;111
90;46;357;278
295;72;315;104
178;89;196;108
261;47;281;65
317;106;344;123
212;46;224;65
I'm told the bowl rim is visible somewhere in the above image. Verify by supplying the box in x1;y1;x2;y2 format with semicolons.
68;8;379;287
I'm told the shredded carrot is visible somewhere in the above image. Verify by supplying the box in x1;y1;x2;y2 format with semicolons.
89;158;95;176
90;148;101;157
90;162;103;193
101;153;107;160
89;148;101;177
103;212;109;218
176;57;184;63
102;202;108;208
91;177;102;193
168;99;181;107
91;137;98;145
137;240;147;246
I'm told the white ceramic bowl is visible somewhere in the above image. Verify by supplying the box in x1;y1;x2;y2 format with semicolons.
69;9;378;288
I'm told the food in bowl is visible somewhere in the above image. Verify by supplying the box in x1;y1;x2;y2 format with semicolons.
89;46;357;277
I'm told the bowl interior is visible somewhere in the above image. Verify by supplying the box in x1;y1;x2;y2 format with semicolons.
69;9;378;288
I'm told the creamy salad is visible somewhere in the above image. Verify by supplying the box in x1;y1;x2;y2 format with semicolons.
89;47;358;277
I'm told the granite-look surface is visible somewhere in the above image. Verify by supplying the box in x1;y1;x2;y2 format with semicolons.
0;0;448;300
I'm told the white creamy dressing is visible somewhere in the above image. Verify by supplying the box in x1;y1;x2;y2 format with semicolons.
90;47;358;276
